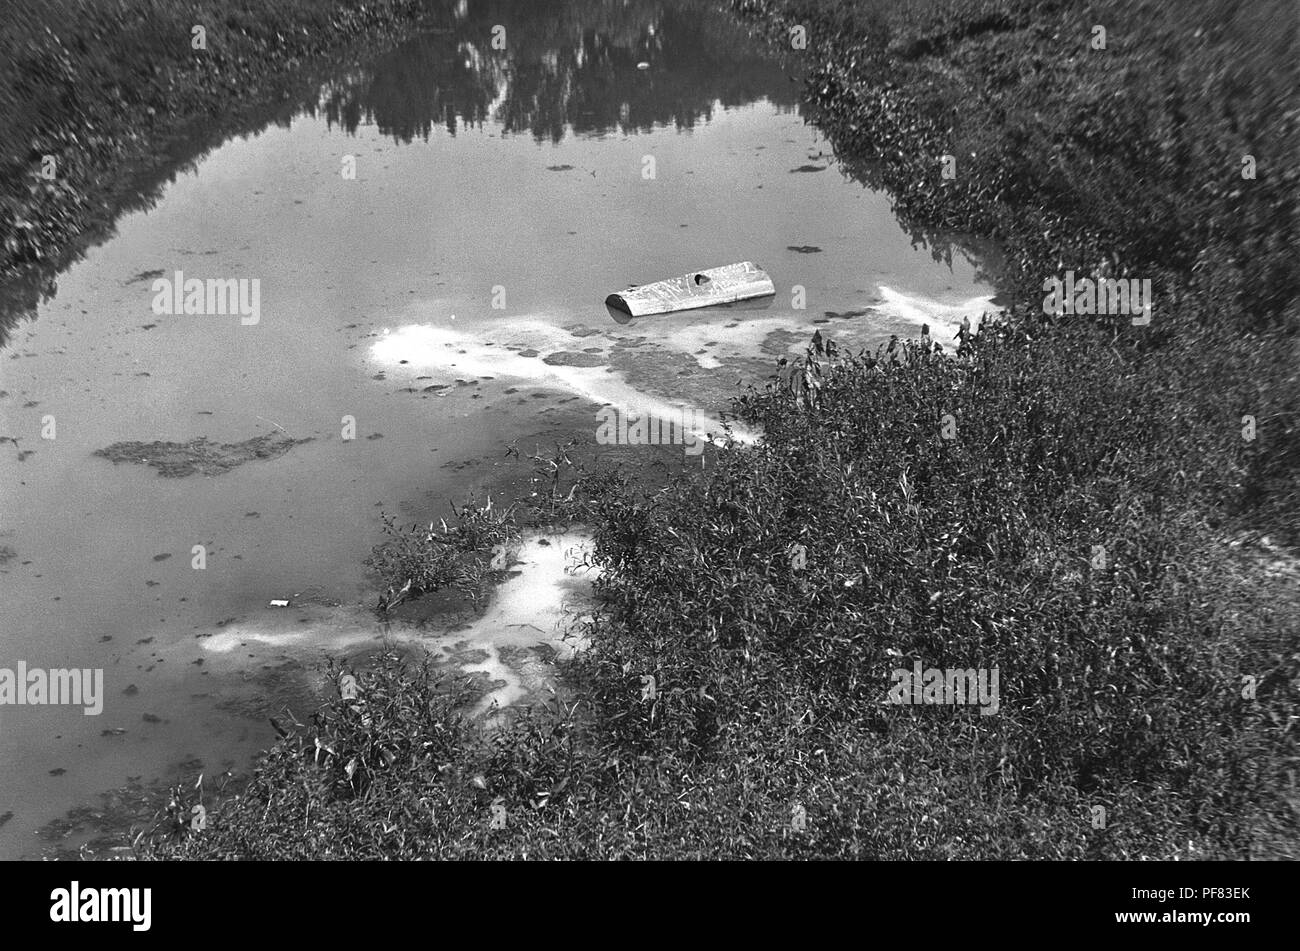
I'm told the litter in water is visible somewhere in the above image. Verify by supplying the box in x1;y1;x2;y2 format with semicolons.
604;261;776;317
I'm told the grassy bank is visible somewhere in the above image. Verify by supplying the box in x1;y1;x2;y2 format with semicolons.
139;0;1298;860
0;0;429;337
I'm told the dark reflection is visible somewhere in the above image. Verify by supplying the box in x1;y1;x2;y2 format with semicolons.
606;303;634;325
0;0;997;346
0;0;800;345
813;129;1004;290
313;0;799;144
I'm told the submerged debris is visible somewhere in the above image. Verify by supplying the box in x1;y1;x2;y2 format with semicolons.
541;350;607;367
94;433;311;477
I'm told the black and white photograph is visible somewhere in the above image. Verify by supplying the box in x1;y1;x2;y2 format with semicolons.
0;0;1294;927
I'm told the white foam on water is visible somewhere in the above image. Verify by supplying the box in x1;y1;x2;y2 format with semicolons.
869;286;998;346
370;319;759;446
198;531;600;716
631;287;997;362
652;313;821;367
368;289;995;455
446;531;601;716
469;531;598;651
199;609;390;654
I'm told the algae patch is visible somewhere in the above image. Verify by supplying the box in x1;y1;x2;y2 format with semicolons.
94;433;311;477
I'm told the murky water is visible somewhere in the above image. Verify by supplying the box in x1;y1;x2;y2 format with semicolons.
0;0;996;857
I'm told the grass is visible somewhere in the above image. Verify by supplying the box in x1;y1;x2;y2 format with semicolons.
122;0;1300;859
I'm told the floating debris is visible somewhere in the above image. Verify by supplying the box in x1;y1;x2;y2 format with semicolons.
541;350;607;367
94;432;311;477
125;268;165;285
605;261;776;317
